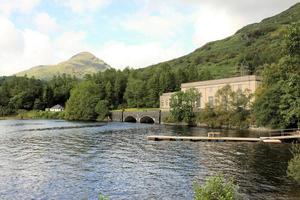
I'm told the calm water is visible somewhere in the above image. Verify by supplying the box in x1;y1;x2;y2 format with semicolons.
0;120;299;200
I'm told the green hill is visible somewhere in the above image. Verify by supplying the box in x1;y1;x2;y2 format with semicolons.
144;3;300;79
16;52;111;79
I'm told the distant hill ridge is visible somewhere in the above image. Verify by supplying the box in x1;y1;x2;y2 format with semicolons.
16;52;111;79
143;3;300;79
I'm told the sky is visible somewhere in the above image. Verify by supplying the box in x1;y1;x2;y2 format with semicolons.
0;0;299;75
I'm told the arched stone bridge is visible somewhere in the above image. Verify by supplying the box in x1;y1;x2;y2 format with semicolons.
111;110;162;124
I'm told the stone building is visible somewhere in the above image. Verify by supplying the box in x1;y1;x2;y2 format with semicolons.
160;75;261;111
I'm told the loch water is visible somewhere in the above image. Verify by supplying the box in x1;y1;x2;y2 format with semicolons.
0;120;299;200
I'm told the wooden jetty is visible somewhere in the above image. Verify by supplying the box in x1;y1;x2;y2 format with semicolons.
147;134;300;143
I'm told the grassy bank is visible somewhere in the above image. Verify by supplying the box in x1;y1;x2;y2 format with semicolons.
17;110;66;120
112;108;160;112
1;110;109;122
0;115;20;120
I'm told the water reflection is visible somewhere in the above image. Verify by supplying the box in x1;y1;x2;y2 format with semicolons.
0;120;299;200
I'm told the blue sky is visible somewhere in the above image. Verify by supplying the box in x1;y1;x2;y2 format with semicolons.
0;0;299;75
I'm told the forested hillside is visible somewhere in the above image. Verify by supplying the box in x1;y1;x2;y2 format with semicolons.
144;3;300;79
0;75;77;116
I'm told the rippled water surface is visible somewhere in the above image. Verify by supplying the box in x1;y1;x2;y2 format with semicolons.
0;120;299;200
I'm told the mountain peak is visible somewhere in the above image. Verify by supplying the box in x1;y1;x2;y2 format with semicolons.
16;52;111;79
69;52;98;61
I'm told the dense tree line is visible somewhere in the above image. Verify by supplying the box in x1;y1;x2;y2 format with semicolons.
0;64;214;120
0;74;77;116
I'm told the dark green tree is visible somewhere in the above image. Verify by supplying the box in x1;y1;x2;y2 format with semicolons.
65;81;101;121
253;23;300;128
105;82;113;107
124;78;145;108
95;100;110;121
170;88;200;123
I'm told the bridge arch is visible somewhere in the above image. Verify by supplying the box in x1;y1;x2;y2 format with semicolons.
124;116;137;123
140;116;155;124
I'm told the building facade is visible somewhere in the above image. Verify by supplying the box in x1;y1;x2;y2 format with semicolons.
160;75;261;111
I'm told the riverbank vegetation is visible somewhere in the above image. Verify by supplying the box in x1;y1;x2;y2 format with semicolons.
253;23;300;129
167;86;252;128
194;173;242;200
17;110;66;120
64;81;109;121
287;144;300;183
0;75;76;117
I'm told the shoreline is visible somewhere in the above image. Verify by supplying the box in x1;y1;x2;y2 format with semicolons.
0;114;294;133
161;121;276;132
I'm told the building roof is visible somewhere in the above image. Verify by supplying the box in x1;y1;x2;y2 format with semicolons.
181;75;261;89
50;104;64;109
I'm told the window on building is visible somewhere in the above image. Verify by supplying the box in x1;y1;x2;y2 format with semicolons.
208;96;214;107
161;100;164;108
238;84;242;91
196;96;201;108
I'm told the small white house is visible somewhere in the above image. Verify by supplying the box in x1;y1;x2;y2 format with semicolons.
49;105;64;112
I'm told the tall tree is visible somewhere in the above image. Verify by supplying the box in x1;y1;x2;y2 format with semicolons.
170;88;201;123
253;23;300;128
124;78;145;108
65;81;102;121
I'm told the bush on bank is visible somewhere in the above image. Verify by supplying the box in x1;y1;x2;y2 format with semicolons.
194;173;242;200
287;144;300;183
17;110;65;119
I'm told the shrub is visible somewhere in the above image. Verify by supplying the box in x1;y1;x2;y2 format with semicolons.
65;81;101;121
17;110;65;120
287;144;300;183
162;115;176;123
194;173;242;200
98;193;109;200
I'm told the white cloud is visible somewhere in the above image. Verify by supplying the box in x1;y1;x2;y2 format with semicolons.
34;12;59;34
0;17;25;75
96;41;185;68
0;16;89;76
131;0;299;47
122;10;187;39
22;29;54;66
121;1;245;48
0;0;40;16
55;0;110;13
0;17;24;55
192;5;244;46
54;31;88;58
